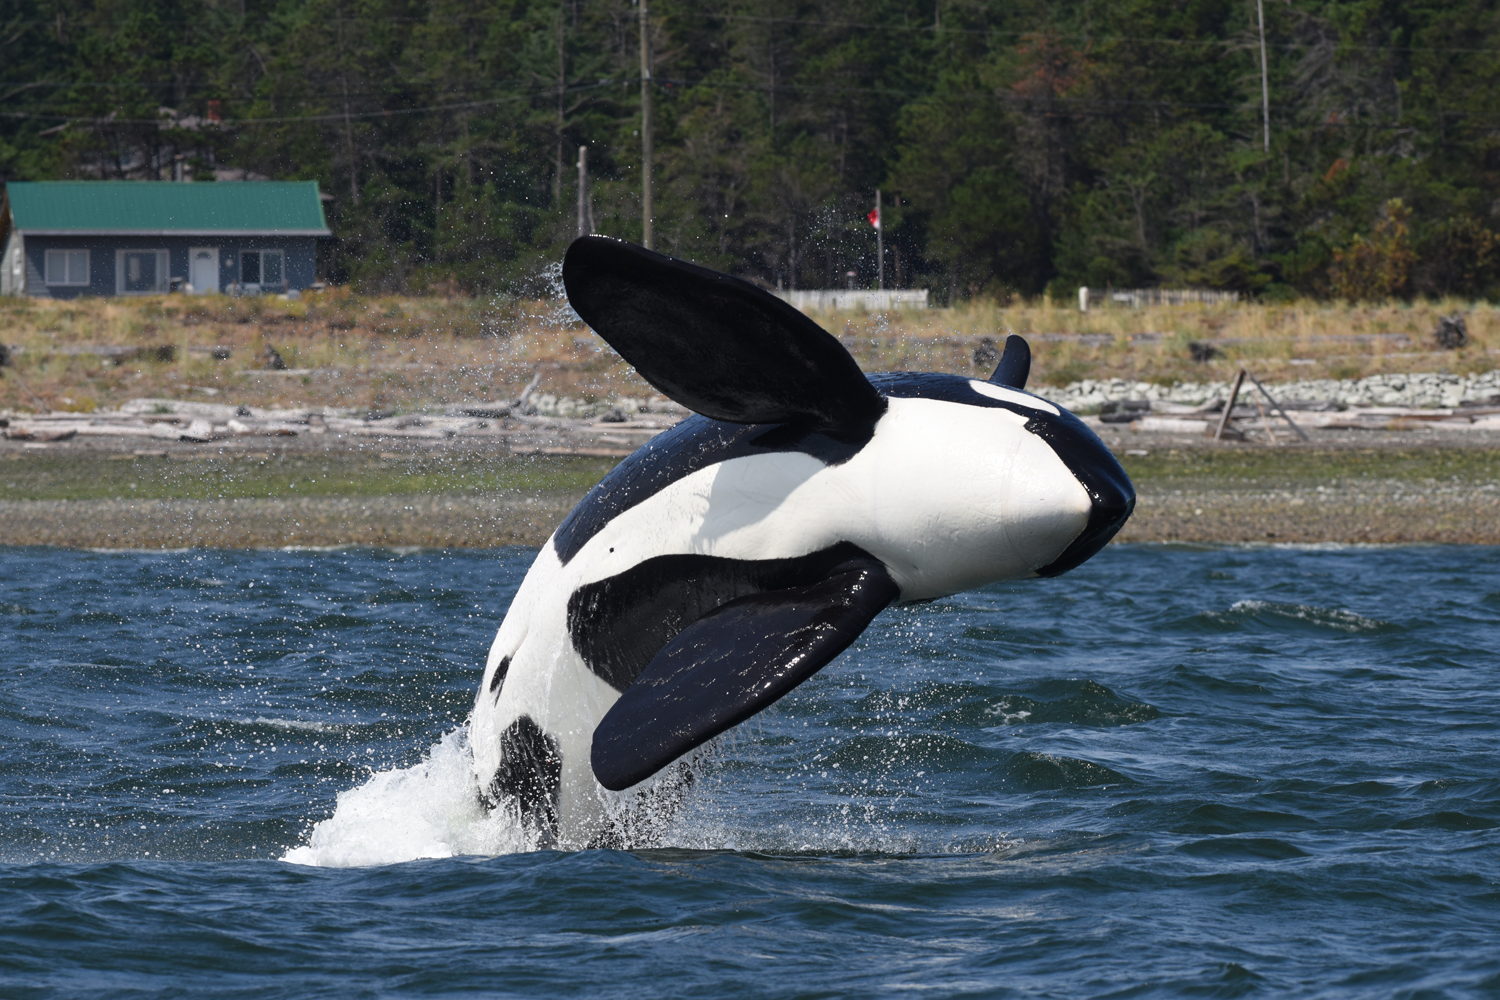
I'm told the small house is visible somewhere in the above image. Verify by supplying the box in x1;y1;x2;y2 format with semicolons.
1;180;331;298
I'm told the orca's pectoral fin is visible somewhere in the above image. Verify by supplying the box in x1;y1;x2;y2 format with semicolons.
562;236;886;438
989;334;1031;390
590;559;900;791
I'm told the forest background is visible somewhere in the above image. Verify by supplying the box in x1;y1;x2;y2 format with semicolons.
2;0;1500;304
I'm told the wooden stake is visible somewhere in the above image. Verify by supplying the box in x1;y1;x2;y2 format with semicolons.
1252;388;1281;446
1244;369;1310;442
1213;368;1246;441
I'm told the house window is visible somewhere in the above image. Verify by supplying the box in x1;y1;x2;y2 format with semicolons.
240;250;285;289
45;250;90;286
116;250;169;294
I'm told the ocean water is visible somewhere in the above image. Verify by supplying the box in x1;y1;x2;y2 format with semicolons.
1;543;1497;998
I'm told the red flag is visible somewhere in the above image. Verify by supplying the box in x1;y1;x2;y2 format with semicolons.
867;207;880;229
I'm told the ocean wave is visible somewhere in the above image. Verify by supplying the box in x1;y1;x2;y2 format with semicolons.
1204;600;1397;634
993;751;1134;791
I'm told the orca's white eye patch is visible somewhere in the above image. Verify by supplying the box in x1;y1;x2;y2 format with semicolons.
967;380;1060;416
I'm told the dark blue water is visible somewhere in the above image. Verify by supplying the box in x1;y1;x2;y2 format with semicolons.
1;543;1497;998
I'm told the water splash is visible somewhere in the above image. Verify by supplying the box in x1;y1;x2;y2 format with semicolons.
282;721;1013;862
283;728;527;867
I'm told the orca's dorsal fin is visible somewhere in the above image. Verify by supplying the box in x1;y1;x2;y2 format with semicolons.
989;334;1031;390
590;557;899;791
563;237;886;438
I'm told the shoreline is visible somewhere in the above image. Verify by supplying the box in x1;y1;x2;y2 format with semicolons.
4;480;1497;549
4;428;1498;550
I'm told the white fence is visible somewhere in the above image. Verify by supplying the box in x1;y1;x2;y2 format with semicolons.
774;289;930;312
1079;286;1240;310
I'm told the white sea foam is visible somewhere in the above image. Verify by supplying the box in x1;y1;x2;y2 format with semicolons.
1227;599;1392;633
282;728;528;867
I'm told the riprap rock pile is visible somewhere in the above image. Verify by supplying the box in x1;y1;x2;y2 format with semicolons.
1057;369;1500;412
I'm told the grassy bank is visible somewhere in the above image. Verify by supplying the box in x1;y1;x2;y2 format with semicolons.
7;447;1498;504
1115;446;1500;545
1117;445;1500;489
2;293;1496;416
0;451;615;503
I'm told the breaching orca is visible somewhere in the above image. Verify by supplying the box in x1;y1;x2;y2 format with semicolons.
470;236;1135;847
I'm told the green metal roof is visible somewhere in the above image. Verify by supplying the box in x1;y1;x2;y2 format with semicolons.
4;180;330;236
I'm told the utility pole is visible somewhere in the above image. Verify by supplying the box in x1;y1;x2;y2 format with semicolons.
639;0;653;250
876;188;884;291
335;4;359;205
1257;0;1270;153
576;145;589;238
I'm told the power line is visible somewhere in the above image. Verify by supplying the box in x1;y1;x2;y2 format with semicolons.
0;82;615;126
4;74;1497;129
5;11;1500;55
669;10;1500;55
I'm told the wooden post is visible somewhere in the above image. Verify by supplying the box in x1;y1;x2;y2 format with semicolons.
1243;369;1310;442
1213;368;1247;442
876;188;884;291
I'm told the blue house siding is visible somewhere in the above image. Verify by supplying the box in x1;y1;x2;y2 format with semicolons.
21;235;319;298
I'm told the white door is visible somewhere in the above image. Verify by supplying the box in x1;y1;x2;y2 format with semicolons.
189;247;219;295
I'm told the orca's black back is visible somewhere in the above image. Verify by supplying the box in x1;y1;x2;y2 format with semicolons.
552;416;863;564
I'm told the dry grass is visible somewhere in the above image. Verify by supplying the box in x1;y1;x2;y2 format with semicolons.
818;297;1499;388
0;289;632;414
2;291;1496;414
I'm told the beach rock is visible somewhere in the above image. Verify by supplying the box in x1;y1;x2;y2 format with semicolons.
1187;341;1222;362
1055;368;1500;412
1434;313;1469;349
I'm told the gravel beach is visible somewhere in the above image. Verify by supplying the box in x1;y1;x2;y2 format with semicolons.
4;420;1497;547
5;477;1495;549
